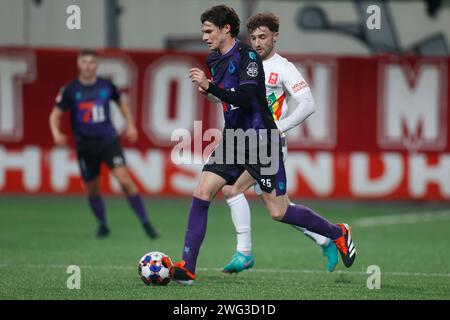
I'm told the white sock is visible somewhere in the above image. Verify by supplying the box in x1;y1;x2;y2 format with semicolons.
292;225;330;247
227;193;252;254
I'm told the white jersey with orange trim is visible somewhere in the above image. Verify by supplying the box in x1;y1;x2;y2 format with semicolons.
263;53;315;134
253;53;316;196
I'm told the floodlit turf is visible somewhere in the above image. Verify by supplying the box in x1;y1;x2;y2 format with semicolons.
0;196;449;300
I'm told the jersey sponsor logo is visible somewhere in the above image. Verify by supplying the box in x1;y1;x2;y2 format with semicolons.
292;80;308;93
79;101;94;123
222;102;240;111
79;101;106;123
246;62;258;77
249;51;256;60
228;61;236;74
268;72;279;85
221;87;240;111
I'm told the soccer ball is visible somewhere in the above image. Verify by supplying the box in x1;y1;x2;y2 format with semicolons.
138;251;173;286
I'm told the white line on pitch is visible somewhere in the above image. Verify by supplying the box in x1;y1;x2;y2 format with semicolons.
197;268;450;278
352;210;450;227
1;263;449;278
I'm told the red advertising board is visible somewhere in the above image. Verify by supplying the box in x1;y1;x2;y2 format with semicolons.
0;48;449;200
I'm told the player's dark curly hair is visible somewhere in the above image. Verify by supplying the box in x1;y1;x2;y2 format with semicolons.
201;5;240;38
78;49;98;58
246;12;280;34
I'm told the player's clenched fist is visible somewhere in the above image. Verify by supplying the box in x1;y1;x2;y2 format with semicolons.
125;124;138;143
189;68;209;91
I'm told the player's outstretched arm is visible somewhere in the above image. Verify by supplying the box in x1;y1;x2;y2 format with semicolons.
190;67;255;108
118;98;138;143
49;107;68;146
276;62;316;133
198;82;221;103
206;83;256;108
276;91;315;133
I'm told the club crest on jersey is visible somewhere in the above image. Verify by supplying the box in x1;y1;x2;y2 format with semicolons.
99;89;108;99
268;72;279;85
249;51;256;60
228;61;236;74
75;92;82;100
246;62;258;77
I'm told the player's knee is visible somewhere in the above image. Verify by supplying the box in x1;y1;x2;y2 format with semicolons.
265;202;286;221
223;186;241;199
87;189;100;197
222;185;233;199
193;186;214;201
270;208;285;221
120;180;137;196
85;182;100;197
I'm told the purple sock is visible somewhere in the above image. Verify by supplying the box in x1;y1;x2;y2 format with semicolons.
127;194;149;224
88;196;107;226
182;197;210;273
281;204;342;240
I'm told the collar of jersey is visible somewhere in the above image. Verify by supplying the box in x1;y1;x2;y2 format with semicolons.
264;52;280;63
217;39;239;57
77;77;99;87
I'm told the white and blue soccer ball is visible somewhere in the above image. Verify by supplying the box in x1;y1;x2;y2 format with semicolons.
138;251;173;286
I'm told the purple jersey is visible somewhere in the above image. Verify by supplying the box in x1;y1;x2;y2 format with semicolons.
206;41;277;131
55;77;120;144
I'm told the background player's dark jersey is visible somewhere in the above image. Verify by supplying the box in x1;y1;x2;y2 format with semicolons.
206;41;277;132
55;77;120;144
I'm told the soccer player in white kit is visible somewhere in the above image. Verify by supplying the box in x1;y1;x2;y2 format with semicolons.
221;12;339;273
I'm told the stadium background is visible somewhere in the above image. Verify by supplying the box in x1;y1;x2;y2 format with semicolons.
0;0;449;300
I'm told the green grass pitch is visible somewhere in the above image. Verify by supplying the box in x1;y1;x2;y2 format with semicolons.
0;196;449;300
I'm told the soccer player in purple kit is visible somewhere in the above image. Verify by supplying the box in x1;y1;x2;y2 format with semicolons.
171;5;357;285
49;49;159;239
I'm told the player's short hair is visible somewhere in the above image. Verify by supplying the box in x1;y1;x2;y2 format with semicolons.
201;5;240;38
246;12;280;34
78;49;98;58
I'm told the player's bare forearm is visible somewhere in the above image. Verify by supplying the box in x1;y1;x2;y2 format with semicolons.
49;107;68;145
277;93;315;133
119;99;138;143
119;99;134;126
49;108;62;135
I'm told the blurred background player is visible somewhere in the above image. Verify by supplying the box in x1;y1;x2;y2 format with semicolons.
171;5;356;285
221;12;338;274
49;49;159;239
